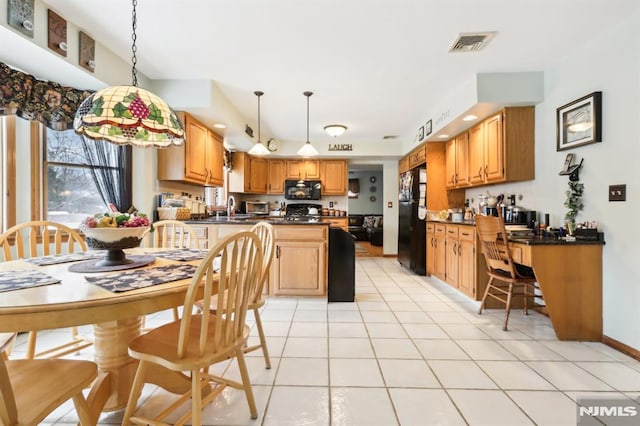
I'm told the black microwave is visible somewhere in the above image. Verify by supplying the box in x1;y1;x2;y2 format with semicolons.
284;179;322;200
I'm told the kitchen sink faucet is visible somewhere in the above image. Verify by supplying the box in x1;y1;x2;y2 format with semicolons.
227;195;236;217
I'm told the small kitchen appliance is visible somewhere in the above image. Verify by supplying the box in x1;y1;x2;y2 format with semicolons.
241;201;269;215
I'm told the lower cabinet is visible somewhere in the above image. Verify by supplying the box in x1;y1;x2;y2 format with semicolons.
427;222;481;300
270;226;327;296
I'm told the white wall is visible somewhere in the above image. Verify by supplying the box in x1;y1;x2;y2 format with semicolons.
466;9;640;349
347;171;384;215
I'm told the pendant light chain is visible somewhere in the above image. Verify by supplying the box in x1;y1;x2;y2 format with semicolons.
131;0;138;86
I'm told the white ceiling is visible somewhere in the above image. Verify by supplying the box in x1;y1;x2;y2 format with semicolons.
34;0;640;152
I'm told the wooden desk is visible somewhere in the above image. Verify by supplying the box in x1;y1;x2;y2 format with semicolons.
0;248;209;412
510;240;603;341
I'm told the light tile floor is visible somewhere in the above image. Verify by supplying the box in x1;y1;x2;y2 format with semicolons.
10;257;640;425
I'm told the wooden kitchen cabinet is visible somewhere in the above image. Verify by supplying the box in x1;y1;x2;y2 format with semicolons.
457;226;476;298
445;225;459;288
433;224;446;281
468;122;485;185
320;160;347;195
270;226;327;296
398;156;410;174
267;159;286;194
408;144;426;169
445;133;470;188
228;152;268;194
445;106;534;189
157;112;224;186
286;159;320;180
426;223;435;276
321;217;348;231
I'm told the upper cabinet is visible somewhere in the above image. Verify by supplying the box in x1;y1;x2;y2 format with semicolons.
157;112;224;186
320;160;347;195
228;152;268;194
267;160;286;194
408;145;426;169
445;106;534;189
286;160;320;180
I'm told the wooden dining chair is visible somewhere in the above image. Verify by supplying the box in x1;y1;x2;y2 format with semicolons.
475;214;539;330
142;219;202;250
198;222;275;368
142;219;202;323
0;332;103;426
123;230;263;426
0;221;93;359
243;222;275;368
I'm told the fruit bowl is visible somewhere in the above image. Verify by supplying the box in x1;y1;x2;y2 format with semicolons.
80;212;150;267
82;226;149;250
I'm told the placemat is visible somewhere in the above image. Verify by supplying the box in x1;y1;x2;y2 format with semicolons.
68;255;156;273
0;269;61;293
25;251;104;266
85;263;197;293
149;249;209;262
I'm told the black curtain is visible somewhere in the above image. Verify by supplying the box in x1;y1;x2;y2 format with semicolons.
81;138;133;212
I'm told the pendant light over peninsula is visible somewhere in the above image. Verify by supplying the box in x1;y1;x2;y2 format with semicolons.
297;91;319;157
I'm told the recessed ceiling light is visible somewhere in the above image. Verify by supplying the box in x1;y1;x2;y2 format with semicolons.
462;115;478;122
438;134;449;138
213;123;226;129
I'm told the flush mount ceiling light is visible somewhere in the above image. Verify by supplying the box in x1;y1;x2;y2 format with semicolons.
462;114;478;122
297;91;319;157
73;0;184;147
248;91;270;156
438;134;450;138
213;123;227;129
324;124;347;137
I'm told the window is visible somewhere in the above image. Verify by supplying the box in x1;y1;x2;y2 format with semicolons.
44;127;111;227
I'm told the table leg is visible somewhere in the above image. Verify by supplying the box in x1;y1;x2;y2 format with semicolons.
92;317;193;412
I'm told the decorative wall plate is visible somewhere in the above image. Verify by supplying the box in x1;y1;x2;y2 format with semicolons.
79;31;96;72
8;0;35;37
48;9;67;57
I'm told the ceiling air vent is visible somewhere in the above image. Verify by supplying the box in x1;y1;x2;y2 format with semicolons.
449;32;496;53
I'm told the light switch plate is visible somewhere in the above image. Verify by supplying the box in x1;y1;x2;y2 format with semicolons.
609;184;626;202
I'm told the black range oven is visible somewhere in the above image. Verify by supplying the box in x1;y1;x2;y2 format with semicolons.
284;179;322;200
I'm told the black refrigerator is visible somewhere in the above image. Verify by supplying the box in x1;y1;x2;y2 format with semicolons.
397;167;426;275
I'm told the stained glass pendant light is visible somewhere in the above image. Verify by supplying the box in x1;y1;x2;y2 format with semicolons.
73;0;184;147
248;91;270;156
297;91;319;157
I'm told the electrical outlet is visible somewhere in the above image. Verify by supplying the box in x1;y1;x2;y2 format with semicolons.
387;202;393;208
609;184;626;202
329;201;334;208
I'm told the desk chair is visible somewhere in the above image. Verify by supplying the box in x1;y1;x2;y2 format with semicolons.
142;220;202;323
0;221;93;358
123;231;263;426
475;215;538;331
0;333;102;426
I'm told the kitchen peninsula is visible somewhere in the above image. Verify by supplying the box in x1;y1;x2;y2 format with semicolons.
187;217;334;297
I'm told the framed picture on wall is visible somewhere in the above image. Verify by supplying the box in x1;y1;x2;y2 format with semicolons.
556;91;602;151
418;126;425;141
425;119;432;137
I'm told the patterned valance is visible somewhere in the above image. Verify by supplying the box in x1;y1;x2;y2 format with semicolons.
0;62;93;130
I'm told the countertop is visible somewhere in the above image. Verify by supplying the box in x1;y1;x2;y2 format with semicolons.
186;215;331;226
426;219;604;245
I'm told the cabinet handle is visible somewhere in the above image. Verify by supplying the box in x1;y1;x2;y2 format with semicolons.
452;243;457;255
451;174;455;184
276;245;280;259
484;165;488;179
458;243;462;257
478;166;483;178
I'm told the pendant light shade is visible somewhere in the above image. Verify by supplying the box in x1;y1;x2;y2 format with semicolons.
73;0;184;148
248;90;270;156
297;91;319;157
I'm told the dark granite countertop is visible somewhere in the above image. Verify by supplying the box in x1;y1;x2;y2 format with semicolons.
186;216;330;226
509;235;605;246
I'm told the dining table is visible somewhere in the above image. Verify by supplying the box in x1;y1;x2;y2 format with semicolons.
0;247;215;413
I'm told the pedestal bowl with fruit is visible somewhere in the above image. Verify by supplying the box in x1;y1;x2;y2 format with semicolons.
80;212;150;266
